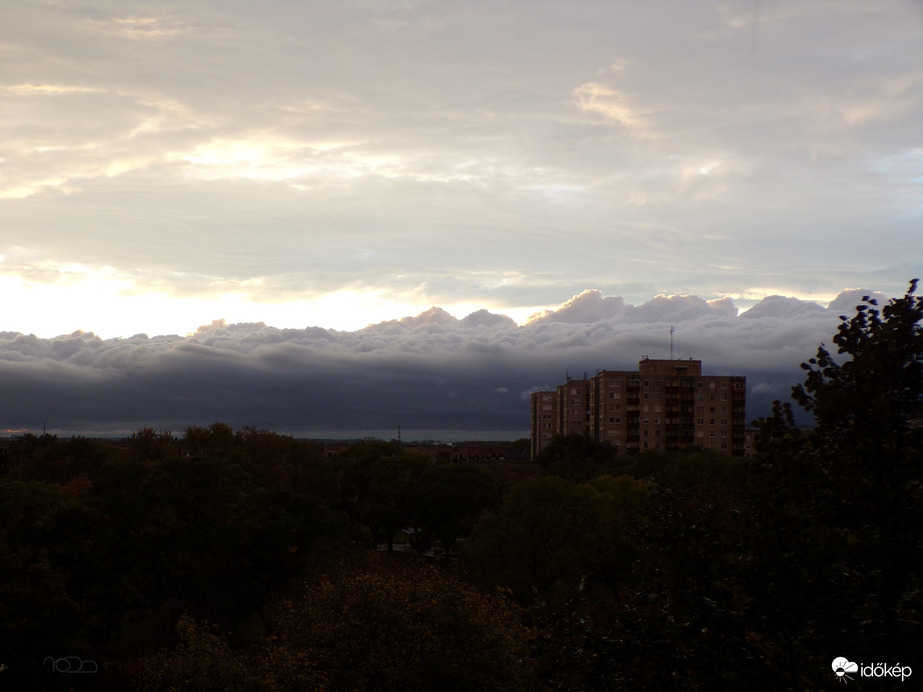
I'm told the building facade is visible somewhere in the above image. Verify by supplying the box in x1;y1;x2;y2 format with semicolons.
530;358;746;458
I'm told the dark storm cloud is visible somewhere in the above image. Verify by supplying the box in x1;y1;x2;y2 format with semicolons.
0;288;891;439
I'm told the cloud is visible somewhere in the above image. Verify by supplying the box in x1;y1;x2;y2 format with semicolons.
527;290;626;324
0;287;891;439
740;295;827;320
573;82;651;134
826;288;890;315
1;0;921;345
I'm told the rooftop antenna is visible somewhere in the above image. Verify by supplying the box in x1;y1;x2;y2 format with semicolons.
670;325;675;360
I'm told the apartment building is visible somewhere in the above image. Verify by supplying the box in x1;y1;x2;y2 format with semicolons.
530;358;746;458
530;390;558;455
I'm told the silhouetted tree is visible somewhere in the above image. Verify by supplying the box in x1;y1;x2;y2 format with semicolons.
745;278;923;683
792;279;923;656
535;433;622;481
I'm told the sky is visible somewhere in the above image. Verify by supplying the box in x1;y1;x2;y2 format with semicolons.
1;1;922;438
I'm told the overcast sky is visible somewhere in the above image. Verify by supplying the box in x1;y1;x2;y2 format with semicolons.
1;1;921;438
3;0;921;338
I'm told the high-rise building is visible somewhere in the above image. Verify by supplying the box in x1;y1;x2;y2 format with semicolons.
530;390;558;455
530;358;746;459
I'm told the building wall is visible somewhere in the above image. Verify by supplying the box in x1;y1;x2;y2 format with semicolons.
557;379;590;438
530;390;558;459
589;369;637;454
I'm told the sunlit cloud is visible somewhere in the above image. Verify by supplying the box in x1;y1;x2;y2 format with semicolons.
0;84;104;96
106;16;189;39
573;82;652;134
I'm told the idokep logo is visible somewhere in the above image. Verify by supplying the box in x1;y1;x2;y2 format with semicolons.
832;657;912;684
832;658;858;682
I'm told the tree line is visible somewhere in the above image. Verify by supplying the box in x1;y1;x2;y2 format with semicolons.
1;280;920;690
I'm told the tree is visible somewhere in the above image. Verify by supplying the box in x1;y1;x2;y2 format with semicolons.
415;463;505;556
535;433;621;481
463;474;649;602
0;481;88;686
181;422;238;460
139;614;258;692
360;451;429;552
754;278;923;672
793;279;922;474
129;427;179;463
263;555;537;692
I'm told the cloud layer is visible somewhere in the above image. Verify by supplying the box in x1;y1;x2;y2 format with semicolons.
0;288;891;439
1;1;921;338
